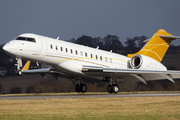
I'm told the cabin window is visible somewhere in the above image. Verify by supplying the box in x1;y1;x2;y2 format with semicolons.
56;46;58;50
110;58;112;63
60;47;63;51
85;52;87;57
50;44;53;49
96;55;98;59
80;51;83;56
105;57;107;62
75;50;78;55
71;49;73;54
100;56;102;60
91;54;93;58
66;48;68;52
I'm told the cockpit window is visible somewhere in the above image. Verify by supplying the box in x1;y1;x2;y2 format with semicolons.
16;37;36;42
26;38;36;42
16;37;26;40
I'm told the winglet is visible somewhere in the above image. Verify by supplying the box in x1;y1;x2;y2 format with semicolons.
21;61;31;71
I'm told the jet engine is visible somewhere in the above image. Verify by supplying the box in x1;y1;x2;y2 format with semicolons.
130;54;167;70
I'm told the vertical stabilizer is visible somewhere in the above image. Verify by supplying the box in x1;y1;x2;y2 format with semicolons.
128;29;177;62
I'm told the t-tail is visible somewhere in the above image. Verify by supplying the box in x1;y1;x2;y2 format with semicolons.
128;29;180;62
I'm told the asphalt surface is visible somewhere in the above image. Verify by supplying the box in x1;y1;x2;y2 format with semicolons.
0;93;180;100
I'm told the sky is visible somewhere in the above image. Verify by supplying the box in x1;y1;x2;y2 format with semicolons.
1;0;180;45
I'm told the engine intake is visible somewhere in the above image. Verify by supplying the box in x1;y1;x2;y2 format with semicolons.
130;54;167;70
130;55;142;69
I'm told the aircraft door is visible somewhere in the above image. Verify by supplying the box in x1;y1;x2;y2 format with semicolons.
39;37;47;58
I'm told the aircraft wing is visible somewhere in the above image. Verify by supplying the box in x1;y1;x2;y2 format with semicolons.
82;66;180;84
22;68;56;73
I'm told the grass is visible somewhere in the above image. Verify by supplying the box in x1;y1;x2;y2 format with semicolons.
0;96;180;120
1;91;180;96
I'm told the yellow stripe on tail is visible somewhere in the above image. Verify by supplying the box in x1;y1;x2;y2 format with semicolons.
21;61;31;71
128;29;176;62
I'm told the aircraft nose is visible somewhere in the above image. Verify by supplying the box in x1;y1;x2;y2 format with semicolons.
3;42;15;56
3;43;9;52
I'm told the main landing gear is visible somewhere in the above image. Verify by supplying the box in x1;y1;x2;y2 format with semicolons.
75;78;87;93
105;76;119;94
107;84;119;94
75;84;87;93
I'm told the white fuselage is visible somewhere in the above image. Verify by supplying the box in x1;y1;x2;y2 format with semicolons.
3;33;130;79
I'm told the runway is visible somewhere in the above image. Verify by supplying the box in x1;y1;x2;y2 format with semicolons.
0;93;180;100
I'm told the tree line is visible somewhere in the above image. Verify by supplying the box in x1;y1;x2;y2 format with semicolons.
67;35;148;55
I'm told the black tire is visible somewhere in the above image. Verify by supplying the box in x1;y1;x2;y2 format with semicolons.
15;70;22;76
107;84;113;94
80;84;87;93
75;84;81;93
112;84;119;93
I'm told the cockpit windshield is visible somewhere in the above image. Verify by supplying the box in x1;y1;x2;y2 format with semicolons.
16;37;36;42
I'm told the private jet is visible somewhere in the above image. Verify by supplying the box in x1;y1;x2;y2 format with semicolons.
3;29;180;93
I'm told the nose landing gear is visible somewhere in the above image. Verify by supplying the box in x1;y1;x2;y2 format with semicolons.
14;58;22;76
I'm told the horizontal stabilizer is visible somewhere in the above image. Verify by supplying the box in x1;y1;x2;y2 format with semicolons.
159;35;180;39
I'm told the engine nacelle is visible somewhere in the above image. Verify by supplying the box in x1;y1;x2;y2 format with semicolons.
130;55;167;70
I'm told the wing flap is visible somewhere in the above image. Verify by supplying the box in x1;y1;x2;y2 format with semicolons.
103;68;180;83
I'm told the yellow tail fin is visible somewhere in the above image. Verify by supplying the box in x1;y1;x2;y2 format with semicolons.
128;29;178;62
21;61;31;71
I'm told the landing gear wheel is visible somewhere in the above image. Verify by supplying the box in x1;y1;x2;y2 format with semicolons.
80;84;87;93
75;84;81;93
15;70;22;76
107;84;119;94
107;84;113;93
112;84;119;93
75;84;87;93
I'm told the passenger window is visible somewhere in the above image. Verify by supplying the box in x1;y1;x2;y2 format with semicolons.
85;52;87;57
56;46;58;50
50;44;53;49
75;50;78;55
80;51;83;56
60;47;63;51
96;55;98;59
100;56;102;60
66;48;68;52
91;54;93;58
105;57;107;62
110;58;112;63
71;49;73;54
